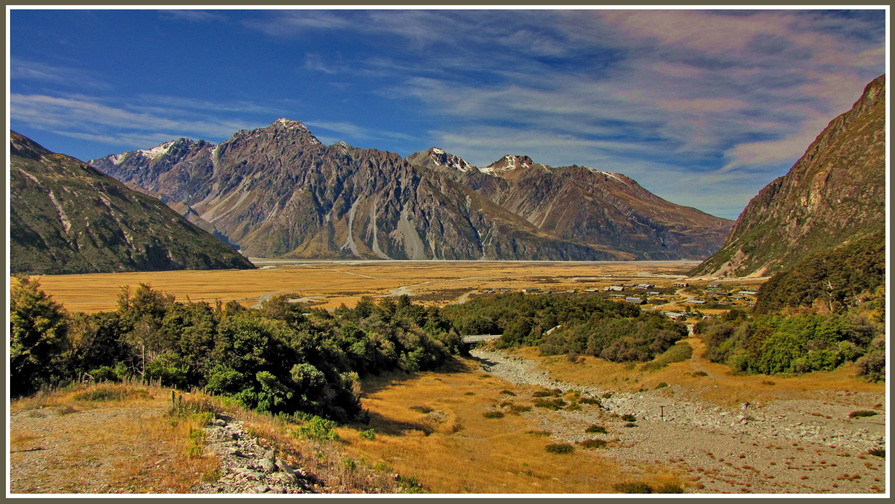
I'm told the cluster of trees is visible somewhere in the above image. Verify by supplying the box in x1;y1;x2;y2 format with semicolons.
10;278;461;420
696;309;884;379
755;231;885;314
696;233;885;381
443;293;686;362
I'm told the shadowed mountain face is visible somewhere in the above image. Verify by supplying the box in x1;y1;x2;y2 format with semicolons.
691;75;886;278
10;132;255;275
91;119;733;261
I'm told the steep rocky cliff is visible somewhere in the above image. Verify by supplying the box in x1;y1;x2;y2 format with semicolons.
691;75;886;277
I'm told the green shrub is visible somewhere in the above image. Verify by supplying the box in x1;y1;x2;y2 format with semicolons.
545;443;574;454
623;422;637;428
526;430;551;437
621;414;636;422
396;474;426;493
579;396;601;405
410;405;434;414
656;483;685;493
508;404;531;414
585;424;607;434
359;429;376;441
655;382;668;389
534;398;567;410
614;481;653;493
848;410;878;419
483;411;505;419
292;416;341;441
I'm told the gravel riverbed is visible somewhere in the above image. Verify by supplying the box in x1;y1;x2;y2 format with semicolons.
471;347;887;494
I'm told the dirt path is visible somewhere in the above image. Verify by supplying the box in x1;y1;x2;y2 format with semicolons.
471;347;886;494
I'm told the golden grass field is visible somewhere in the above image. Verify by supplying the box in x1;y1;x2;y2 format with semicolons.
28;259;717;313
336;358;682;494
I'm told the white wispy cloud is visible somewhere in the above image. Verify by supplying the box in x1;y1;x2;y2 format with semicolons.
11;59;112;90
10;8;884;219
10;93;269;151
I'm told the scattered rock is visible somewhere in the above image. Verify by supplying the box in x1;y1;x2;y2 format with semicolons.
191;416;312;494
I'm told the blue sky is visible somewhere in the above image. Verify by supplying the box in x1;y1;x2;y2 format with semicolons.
8;8;887;219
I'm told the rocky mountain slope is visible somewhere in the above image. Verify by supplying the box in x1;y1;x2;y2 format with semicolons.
409;149;732;260
91;119;732;261
691;75;886;278
10;132;255;274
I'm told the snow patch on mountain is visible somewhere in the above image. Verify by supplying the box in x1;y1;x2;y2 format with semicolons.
139;140;178;162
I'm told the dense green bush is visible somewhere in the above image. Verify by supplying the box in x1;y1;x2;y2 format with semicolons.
9;284;460;421
443;292;685;362
10;277;69;397
696;310;884;377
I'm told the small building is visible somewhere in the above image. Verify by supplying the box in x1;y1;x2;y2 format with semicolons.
738;290;759;296
689;300;706;305
708;283;721;288
673;282;689;288
522;288;541;294
648;291;661;296
625;297;645;305
604;285;625;292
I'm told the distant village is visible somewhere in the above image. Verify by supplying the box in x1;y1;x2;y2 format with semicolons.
479;280;762;323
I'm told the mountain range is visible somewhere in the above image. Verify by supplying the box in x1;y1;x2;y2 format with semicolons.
10;132;255;275
90;119;732;261
691;74;886;278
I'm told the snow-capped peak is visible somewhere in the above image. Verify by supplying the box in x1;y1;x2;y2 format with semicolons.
426;147;474;172
480;155;533;175
138;140;179;161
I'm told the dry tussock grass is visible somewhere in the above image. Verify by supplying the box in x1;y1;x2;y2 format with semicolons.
509;337;884;407
333;357;681;493
10;382;218;493
30;260;697;313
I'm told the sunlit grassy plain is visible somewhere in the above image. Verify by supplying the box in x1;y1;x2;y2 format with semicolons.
28;259;702;313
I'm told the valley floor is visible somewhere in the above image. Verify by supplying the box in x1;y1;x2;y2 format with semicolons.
469;345;886;494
